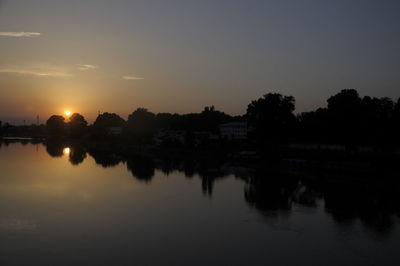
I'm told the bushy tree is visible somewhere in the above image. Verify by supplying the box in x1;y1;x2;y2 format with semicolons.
69;113;88;137
197;106;232;133
93;112;126;128
46;115;65;136
393;98;400;144
395;98;400;116
127;108;156;141
360;96;393;144
326;89;362;147
246;93;296;144
297;108;329;142
92;112;126;138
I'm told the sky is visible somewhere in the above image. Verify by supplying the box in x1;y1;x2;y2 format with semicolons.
1;0;400;124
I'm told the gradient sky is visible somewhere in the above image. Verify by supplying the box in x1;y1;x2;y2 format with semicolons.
1;0;400;124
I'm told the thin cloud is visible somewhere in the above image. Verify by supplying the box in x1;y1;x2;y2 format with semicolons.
77;64;98;70
123;76;144;80
0;32;41;37
0;68;72;77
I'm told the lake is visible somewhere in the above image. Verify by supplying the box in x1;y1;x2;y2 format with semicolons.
1;142;400;266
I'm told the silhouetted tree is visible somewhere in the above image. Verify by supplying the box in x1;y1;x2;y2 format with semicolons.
394;98;400;117
296;90;398;149
46;115;65;136
69;113;88;137
393;98;400;145
127;108;156;142
156;107;232;135
155;113;180;129
360;96;393;146
326;89;362;149
92;112;126;138
246;93;296;145
297;108;329;142
197;106;232;133
93;112;126;128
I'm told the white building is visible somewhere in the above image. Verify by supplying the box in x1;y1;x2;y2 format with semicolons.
220;122;248;140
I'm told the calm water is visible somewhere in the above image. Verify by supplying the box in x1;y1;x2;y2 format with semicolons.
1;142;400;266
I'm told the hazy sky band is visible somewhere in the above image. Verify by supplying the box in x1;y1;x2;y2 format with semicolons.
0;0;399;124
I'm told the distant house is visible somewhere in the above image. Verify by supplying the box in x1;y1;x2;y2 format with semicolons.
107;127;123;136
220;122;248;140
153;129;185;145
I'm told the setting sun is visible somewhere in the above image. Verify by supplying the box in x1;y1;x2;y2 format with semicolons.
64;110;71;117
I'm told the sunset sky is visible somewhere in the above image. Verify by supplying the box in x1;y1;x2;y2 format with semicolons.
1;0;400;124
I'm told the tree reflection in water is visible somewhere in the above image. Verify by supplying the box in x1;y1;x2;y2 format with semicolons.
87;150;122;168
68;145;87;165
40;141;400;236
126;155;155;182
46;142;65;158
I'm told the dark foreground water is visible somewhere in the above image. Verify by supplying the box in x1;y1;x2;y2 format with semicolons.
1;142;400;266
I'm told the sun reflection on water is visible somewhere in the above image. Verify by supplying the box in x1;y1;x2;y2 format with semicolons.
63;147;70;155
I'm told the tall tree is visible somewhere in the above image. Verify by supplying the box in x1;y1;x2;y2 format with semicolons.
246;93;296;145
297;108;329;142
360;96;393;144
93;112;126;128
393;98;400;144
326;89;362;147
46;115;65;136
127;108;156;141
92;112;126;137
69;113;88;137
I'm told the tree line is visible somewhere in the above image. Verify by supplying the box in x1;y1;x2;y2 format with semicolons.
1;89;400;149
44;105;238;144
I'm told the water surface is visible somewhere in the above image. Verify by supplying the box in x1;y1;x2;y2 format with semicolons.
1;142;400;265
